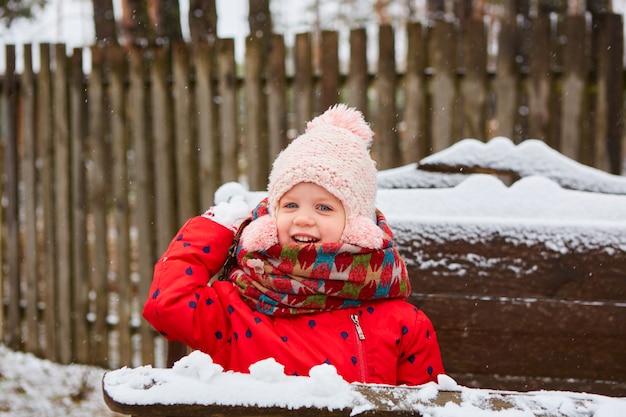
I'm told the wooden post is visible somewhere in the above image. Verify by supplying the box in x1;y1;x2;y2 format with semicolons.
347;28;368;117
1;44;20;351
458;19;487;141
70;47;90;364
52;43;73;365
267;34;288;170
404;22;428;162
319;31;340;112
21;44;40;355
293;32;313;134
217;38;239;183
375;24;399;169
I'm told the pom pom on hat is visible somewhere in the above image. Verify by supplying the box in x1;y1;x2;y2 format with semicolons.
241;104;382;251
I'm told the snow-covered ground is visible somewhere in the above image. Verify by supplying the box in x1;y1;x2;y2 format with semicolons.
0;344;122;416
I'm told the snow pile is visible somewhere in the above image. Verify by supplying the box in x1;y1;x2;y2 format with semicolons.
0;344;120;417
104;350;369;412
378;137;626;192
103;351;626;416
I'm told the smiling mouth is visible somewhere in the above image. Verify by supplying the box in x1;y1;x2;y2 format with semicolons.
292;235;319;244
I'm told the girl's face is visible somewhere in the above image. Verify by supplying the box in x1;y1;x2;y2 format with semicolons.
276;182;346;246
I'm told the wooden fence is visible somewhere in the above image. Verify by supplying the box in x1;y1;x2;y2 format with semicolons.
0;15;624;371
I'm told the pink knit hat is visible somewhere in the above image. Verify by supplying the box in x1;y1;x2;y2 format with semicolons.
241;104;385;251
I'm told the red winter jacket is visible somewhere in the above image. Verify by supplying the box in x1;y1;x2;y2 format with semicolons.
143;216;445;385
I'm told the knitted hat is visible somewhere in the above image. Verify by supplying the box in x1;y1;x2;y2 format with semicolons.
241;104;384;251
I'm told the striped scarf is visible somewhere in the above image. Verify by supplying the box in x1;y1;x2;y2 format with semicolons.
228;199;410;316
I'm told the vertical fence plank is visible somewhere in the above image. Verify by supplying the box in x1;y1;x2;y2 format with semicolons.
172;42;199;221
109;45;133;367
1;45;20;351
217;38;239;183
70;48;90;364
319;30;340;111
152;45;177;255
52;43;73;364
404;22;428;162
526;16;552;143
375;24;399;169
492;20;519;140
594;13;624;174
38;44;57;362
459;19;488;140
193;41;219;208
128;46;156;366
293;32;313;133
428;19;457;152
245;35;268;191
560;15;589;164
348;28;368;116
21;44;40;355
267;34;288;168
88;45;110;368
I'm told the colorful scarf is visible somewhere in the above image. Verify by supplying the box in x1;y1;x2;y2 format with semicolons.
228;199;410;316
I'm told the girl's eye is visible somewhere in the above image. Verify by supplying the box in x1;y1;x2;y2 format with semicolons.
284;202;298;209
317;204;332;212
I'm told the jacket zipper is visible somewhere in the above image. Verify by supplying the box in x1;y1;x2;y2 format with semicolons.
350;314;367;382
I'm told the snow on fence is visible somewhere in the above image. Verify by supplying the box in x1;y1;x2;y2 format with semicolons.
0;16;624;394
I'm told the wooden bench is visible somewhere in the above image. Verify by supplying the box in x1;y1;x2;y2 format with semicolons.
102;360;625;416
104;139;626;415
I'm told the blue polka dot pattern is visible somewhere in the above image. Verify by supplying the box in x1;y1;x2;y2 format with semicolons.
402;325;409;335
202;246;211;253
206;298;214;306
215;331;223;340
308;319;316;329
227;305;234;314
245;329;252;338
185;267;193;276
426;330;430;339
340;331;349;340
176;234;183;241
183;242;191;247
428;366;433;376
351;356;357;365
408;354;415;364
254;317;262;324
281;336;288;342
366;306;374;314
189;301;197;308
152;289;160;299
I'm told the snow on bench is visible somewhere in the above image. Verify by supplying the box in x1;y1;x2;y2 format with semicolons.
102;351;626;417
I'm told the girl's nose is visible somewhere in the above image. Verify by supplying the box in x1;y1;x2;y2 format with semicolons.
293;213;315;226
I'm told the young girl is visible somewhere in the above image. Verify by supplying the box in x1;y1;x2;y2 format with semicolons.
143;104;445;385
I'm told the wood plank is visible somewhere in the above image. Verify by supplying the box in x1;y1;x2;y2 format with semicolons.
192;40;219;208
293;32;313;134
593;13;624;174
267;34;288;169
458;18;487;140
172;42;199;222
244;35;268;191
52;43;72;364
20;44;40;355
526;16;552;143
413;294;626;384
394;223;626;300
427;19;457;153
151;45;177;255
70;47;90;364
404;22;427;162
375;24;399;170
559;15;590;164
38;43;57;362
128;45;156;366
109;45;132;367
88;45;111;368
217;38;238;183
102;369;620;416
319;30;339;112
347;28;368;117
491;20;519;140
2;44;20;351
